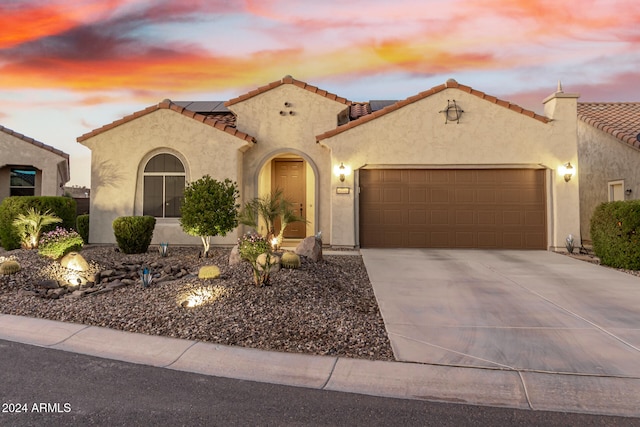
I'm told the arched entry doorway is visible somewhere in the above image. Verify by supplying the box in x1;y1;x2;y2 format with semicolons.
256;151;317;240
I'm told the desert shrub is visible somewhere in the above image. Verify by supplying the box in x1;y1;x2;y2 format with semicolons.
112;216;156;254
77;214;90;243
591;200;640;269
0;196;77;250
38;227;84;259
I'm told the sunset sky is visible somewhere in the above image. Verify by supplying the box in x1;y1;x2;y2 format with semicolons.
2;0;639;187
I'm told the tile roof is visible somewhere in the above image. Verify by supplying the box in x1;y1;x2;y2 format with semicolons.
317;79;549;142
0;125;69;160
77;100;255;144
577;103;640;150
225;75;352;107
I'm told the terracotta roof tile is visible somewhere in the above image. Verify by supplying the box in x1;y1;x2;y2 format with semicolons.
77;100;255;144
317;79;548;141
0;125;69;160
225;75;352;107
578;103;640;150
350;102;371;120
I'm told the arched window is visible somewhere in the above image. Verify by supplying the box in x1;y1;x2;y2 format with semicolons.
143;154;185;218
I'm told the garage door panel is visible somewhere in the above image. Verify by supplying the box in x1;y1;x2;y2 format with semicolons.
455;211;475;225
408;209;427;225
430;188;450;203
360;169;546;249
455;232;474;247
383;188;402;203
409;188;427;202
431;211;449;225
477;232;498;248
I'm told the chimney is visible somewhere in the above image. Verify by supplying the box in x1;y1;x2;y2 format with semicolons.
543;80;580;121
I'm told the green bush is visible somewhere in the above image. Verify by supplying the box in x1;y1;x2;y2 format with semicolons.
112;216;156;254
0;196;77;250
591;200;640;270
77;214;90;243
38;227;84;259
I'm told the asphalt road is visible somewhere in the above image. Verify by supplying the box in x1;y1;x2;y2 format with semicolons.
0;339;636;426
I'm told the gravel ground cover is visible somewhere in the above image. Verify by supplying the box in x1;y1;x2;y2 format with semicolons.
0;245;394;361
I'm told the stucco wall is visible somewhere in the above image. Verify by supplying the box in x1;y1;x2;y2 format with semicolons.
321;88;581;249
80;109;252;245
0;132;68;202
228;84;349;243
577;121;640;242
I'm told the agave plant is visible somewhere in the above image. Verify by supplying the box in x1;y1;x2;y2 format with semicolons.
12;208;62;249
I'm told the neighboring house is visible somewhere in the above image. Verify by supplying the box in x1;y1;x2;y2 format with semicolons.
78;76;583;250
0;125;70;204
577;103;640;242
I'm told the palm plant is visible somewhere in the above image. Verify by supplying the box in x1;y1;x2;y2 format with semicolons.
12;208;62;249
237;189;306;248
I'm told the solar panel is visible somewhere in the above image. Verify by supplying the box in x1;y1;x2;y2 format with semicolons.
172;101;229;113
369;100;397;112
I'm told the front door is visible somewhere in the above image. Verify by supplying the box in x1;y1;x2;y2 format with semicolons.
273;159;306;238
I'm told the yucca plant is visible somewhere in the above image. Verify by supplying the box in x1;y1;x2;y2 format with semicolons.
12;208;62;249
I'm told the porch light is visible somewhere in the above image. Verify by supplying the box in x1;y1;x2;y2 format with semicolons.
561;162;575;182
334;162;351;182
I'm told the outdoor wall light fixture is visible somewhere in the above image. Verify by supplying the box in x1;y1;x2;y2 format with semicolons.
561;162;575;182
333;162;351;182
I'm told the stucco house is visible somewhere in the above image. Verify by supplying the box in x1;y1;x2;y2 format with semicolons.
577;103;640;242
0;125;70;204
78;76;585;250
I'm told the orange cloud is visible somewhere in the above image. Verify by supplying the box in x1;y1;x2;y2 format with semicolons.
0;0;132;49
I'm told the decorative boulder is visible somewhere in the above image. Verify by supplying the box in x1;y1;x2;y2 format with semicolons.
228;244;241;265
60;252;90;272
295;236;322;262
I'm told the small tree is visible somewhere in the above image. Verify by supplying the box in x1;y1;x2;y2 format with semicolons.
180;176;239;257
237;189;305;248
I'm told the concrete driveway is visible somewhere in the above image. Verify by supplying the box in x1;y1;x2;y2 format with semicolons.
360;249;640;377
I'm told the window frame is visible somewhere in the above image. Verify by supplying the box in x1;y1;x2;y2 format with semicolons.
142;154;186;218
9;167;37;196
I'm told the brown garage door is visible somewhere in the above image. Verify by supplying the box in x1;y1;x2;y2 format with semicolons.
359;169;546;249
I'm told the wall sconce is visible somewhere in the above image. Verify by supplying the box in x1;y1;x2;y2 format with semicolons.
561;162;575;182
333;162;351;182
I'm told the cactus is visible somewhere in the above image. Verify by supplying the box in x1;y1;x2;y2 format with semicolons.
281;252;301;269
0;260;21;275
198;265;220;280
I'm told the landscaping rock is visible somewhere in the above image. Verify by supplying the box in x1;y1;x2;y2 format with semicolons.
37;279;60;289
60;252;90;271
295;236;323;262
228;244;241;265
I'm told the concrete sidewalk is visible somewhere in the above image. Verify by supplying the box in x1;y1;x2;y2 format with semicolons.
1;312;639;418
2;248;640;418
